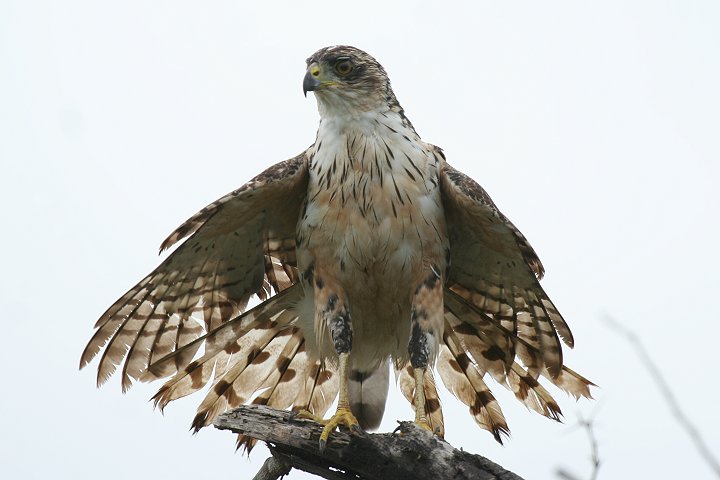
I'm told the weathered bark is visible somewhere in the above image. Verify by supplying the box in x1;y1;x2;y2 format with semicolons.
214;405;524;480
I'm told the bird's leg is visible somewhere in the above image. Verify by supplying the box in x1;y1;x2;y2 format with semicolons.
412;366;430;428
312;271;360;450
317;352;360;448
294;354;358;447
409;268;444;432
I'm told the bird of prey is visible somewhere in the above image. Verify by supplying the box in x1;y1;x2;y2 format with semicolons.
80;45;593;450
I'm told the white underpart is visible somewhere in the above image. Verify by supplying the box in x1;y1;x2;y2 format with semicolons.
296;102;448;372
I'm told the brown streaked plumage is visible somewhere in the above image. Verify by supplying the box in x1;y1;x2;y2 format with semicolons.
81;45;593;449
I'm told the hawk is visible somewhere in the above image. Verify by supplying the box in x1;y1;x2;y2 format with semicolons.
80;45;593;450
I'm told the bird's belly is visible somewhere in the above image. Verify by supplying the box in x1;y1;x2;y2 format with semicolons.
297;175;447;369
300;179;445;287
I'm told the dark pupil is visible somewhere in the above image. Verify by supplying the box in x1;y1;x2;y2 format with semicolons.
337;62;350;73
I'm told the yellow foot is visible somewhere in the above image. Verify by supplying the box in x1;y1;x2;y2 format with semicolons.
394;419;441;438
292;409;324;423
318;406;361;451
414;418;433;432
413;416;443;436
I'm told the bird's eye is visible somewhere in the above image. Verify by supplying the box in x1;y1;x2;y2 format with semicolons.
334;60;353;76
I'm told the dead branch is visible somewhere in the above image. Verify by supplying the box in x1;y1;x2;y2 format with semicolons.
252;455;291;480
214;405;525;480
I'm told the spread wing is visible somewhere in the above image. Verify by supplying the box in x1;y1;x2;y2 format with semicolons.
80;152;309;391
439;161;574;379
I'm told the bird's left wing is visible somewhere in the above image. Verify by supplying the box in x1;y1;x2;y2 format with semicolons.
438;160;573;379
80;152;309;391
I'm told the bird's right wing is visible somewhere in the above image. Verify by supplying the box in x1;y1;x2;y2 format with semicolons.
80;152;310;391
439;160;573;379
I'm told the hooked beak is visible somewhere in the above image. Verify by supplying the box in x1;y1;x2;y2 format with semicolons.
303;62;331;97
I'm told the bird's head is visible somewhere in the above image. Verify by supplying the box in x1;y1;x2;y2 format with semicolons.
303;46;398;118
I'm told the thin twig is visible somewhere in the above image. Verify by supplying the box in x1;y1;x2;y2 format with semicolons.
603;315;720;478
578;414;600;480
555;469;581;480
554;412;601;480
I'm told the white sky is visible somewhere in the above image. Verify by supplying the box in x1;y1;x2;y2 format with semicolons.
2;1;719;479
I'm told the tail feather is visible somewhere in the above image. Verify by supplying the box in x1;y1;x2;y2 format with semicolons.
237;337;311;452
443;294;511;385
437;330;509;443
148;286;302;413
188;327;299;432
541;297;574;348
236;356;339;453
446;288;544;378
541;365;595;400
348;360;390;431
153;323;277;416
447;283;517;356
306;364;340;418
446;287;594;401
144;285;302;383
444;306;564;422
397;364;445;437
507;363;562;421
210;308;299;384
521;288;563;378
514;341;545;380
448;282;569;380
266;341;315;410
262;255;295;296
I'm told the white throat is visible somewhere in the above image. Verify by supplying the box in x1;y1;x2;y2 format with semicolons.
307;103;440;219
313;85;391;120
311;106;425;177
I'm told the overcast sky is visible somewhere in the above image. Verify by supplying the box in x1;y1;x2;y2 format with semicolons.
2;1;719;479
